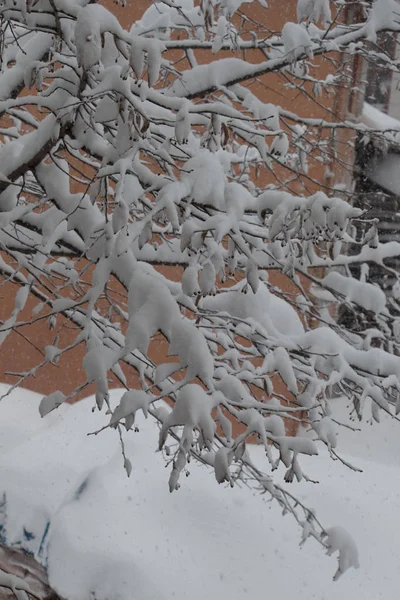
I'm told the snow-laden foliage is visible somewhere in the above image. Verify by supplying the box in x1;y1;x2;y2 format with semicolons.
1;0;400;581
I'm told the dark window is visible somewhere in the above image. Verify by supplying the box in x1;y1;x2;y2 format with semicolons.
364;33;397;113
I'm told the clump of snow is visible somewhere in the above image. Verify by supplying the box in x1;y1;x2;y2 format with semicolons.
124;266;180;355
322;271;387;314
158;384;216;452
181;150;226;208
365;0;400;43
270;132;289;158
109;390;151;429
241;90;280;130
203;280;304;337
74;4;124;71
324;526;360;581
297;0;331;27
282;23;314;61
39;390;67;418
168;318;215;390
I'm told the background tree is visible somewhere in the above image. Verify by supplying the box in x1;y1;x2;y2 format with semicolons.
0;0;400;582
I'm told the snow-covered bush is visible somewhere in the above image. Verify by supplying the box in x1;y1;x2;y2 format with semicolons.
1;0;400;581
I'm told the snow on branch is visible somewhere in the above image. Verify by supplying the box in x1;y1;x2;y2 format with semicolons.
0;0;399;581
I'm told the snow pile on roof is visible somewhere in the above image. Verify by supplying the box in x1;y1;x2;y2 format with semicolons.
367;153;400;195
0;385;399;599
361;103;400;195
362;102;400;132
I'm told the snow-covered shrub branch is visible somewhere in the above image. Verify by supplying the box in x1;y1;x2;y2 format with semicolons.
1;0;400;581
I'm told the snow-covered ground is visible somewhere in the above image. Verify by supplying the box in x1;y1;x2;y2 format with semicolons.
0;384;399;600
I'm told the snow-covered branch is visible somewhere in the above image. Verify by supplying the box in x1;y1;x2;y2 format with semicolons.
0;0;399;581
